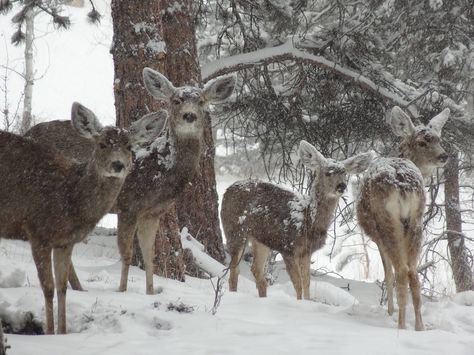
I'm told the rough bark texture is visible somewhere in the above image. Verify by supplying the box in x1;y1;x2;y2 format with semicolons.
444;147;474;292
110;0;185;280
161;0;225;264
0;319;6;355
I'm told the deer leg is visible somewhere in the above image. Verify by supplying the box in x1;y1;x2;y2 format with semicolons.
283;255;302;300
394;266;409;330
53;245;73;334
379;246;394;315
250;240;271;297
300;253;312;300
228;241;245;292
136;216;160;295
68;261;84;291
408;268;425;331
117;213;138;292
31;244;55;334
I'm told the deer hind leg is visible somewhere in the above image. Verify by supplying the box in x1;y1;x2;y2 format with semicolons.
379;246;395;315
31;244;55;334
408;268;424;331
53;245;74;334
283;255;302;300
228;237;246;292
393;264;409;330
136;216;160;295
117;213;138;292
300;253;312;300
68;261;84;291
250;239;271;297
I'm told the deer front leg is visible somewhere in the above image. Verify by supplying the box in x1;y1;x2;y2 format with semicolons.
300;253;312;300
31;244;55;334
136;216;160;295
283;255;302;300
250;240;271;297
53;245;74;334
117;213;138;292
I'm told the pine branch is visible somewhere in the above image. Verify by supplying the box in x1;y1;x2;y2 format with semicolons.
0;0;13;15
87;0;101;24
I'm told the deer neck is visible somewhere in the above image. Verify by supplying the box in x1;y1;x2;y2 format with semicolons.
399;149;433;181
168;131;203;186
306;181;339;238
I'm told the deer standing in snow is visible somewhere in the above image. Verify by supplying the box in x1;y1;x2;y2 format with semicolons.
356;106;450;331
27;69;236;294
221;140;374;299
0;103;167;334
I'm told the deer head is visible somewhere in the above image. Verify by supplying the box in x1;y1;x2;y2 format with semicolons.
389;106;450;177
299;140;375;198
142;68;236;136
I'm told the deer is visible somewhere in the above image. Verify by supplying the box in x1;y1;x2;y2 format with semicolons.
26;68;237;295
221;140;375;300
0;102;167;334
356;106;450;331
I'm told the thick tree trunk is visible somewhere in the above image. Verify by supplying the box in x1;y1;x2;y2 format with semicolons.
0;318;6;355
160;0;225;264
444;148;474;292
110;0;185;280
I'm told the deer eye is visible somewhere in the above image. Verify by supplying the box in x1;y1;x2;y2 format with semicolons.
99;143;107;149
198;99;205;106
127;145;132;151
418;141;427;148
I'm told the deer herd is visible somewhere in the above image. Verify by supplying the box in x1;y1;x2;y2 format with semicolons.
0;66;451;336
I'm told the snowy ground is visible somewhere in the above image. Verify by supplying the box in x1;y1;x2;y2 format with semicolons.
1;230;474;355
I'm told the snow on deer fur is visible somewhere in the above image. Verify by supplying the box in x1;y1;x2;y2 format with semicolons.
356;106;450;331
26;69;237;295
222;140;375;300
0;103;167;334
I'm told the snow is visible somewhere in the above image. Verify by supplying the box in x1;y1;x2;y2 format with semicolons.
1;237;474;355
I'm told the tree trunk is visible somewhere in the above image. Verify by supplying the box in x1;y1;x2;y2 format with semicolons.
20;8;34;134
444;147;474;292
161;0;225;264
110;0;185;280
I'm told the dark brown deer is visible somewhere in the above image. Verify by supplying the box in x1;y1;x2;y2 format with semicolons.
27;68;237;295
0;103;167;334
357;106;450;331
222;140;374;300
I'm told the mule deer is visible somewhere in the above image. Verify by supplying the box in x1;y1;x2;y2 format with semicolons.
222;140;374;299
27;68;237;294
0;103;167;334
356;106;450;331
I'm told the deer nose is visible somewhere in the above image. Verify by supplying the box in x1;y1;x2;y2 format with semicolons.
336;183;347;194
183;112;197;123
438;153;449;163
111;161;125;173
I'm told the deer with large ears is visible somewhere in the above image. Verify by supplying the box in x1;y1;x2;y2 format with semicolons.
357;106;450;331
222;140;375;300
0;103;167;334
26;69;237;295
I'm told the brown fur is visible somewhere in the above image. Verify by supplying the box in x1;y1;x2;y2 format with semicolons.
3;103;166;334
26;69;236;294
222;141;374;299
356;106;450;331
0;127;129;334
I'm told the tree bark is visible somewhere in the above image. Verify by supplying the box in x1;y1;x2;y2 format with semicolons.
444;147;474;292
20;8;34;135
160;0;225;264
110;0;185;280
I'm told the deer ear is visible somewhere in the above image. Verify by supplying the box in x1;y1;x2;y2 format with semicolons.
129;110;168;146
389;106;415;137
71;102;103;139
143;67;176;101
428;108;450;135
342;151;376;175
203;74;236;103
298;140;325;170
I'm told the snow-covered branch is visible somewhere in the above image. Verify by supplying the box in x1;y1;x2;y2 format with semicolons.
202;39;412;107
